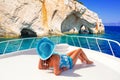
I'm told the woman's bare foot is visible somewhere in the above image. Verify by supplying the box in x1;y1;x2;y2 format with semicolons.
86;60;93;64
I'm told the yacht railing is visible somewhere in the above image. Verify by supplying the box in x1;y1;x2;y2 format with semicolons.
0;35;120;58
64;35;120;57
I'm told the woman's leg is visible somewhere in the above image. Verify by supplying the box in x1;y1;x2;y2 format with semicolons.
78;49;93;64
67;49;82;65
66;49;78;56
67;48;93;65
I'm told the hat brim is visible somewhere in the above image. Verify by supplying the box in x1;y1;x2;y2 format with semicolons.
36;37;55;60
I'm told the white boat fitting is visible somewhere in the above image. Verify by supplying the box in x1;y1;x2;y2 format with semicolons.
0;44;120;80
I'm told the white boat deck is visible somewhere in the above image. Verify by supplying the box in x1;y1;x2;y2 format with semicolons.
0;44;120;80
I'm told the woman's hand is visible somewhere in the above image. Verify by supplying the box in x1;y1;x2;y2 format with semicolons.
38;59;49;69
42;62;49;69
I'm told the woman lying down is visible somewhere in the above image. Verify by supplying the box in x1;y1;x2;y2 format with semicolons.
36;37;93;75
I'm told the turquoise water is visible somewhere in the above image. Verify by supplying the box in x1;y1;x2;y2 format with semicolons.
0;26;120;58
0;26;120;42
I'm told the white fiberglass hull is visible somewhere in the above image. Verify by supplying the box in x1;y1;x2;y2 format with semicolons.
0;44;120;80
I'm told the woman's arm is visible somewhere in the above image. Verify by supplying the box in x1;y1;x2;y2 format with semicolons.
53;62;62;75
52;55;63;75
38;59;49;69
38;59;43;69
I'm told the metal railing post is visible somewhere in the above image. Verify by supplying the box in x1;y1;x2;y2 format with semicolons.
77;37;82;47
86;37;90;49
17;39;23;51
3;41;9;54
96;39;102;52
108;40;115;56
29;38;36;49
71;36;75;46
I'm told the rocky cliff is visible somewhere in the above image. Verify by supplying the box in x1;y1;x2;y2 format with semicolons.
0;0;104;38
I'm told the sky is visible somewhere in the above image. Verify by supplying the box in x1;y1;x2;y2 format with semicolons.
78;0;120;24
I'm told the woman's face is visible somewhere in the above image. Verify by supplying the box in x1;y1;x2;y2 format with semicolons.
40;60;49;69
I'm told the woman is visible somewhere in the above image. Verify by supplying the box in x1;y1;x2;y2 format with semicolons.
37;37;93;75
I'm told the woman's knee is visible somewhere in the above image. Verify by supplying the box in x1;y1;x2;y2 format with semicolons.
76;48;82;52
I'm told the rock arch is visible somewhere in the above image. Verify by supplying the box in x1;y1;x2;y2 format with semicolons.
20;28;37;38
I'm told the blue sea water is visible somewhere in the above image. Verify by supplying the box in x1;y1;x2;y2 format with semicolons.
0;26;120;42
104;26;120;42
66;26;120;57
0;26;120;58
70;26;120;42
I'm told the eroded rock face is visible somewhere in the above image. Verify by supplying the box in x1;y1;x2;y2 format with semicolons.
0;0;104;38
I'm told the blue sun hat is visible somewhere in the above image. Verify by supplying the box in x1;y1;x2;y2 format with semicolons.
36;37;55;60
